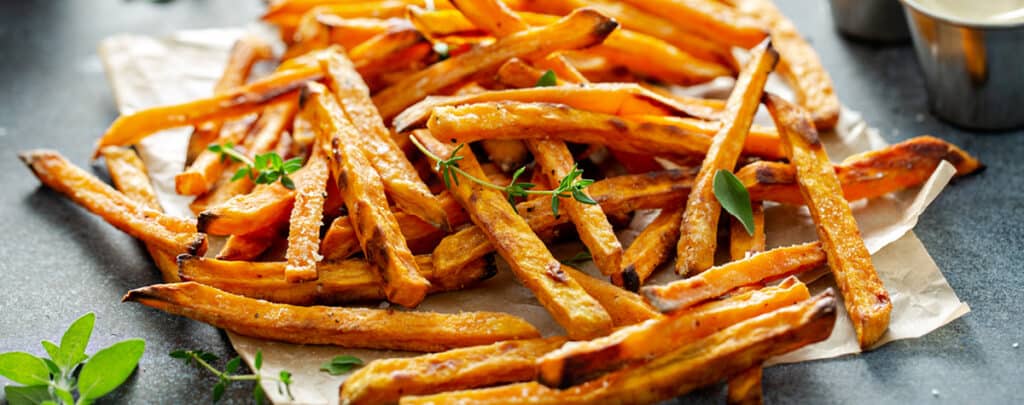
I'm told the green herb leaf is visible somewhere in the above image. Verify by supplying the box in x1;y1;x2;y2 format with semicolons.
535;70;557;87
225;357;241;375
57;312;94;368
713;170;754;236
4;385;52;405
40;340;61;366
0;352;51;386
280;175;295;190
231;167;251;182
319;355;364;375
282;157;304;173
212;381;226;402
254;351;263;370
77;339;145;400
253;383;265;405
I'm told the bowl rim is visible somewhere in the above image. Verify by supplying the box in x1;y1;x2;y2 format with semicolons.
900;0;1024;30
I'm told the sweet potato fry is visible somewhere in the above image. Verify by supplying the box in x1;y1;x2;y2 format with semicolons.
123;282;538;351
538;278;809;388
626;114;784;160
176;116;257;196
284;147;329;282
615;207;683;291
287;15;390;59
431;169;696;279
564;266;661;327
340;337;566;405
20;149;206;256
727;0;840;130
94;65;322;155
217;227;281;261
373;8;618;120
318;50;449;229
726;200;767;405
197;168;307;236
393;82;717;132
402;290;836;404
621;0;768;48
643;242;825;313
589;27;731;85
676;40;777;276
739;135;985;205
414;130;613;340
763;93;891;348
304;82;431;307
186;35;273;164
177;254;495;305
100;146;180;282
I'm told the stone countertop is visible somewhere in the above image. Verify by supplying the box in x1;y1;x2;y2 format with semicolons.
0;1;1020;403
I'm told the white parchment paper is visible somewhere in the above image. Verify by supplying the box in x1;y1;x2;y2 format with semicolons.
98;28;969;404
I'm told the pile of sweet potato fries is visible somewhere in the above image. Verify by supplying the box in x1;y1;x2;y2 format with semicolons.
19;0;984;403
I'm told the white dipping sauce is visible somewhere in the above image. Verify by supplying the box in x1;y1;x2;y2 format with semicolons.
911;0;1024;23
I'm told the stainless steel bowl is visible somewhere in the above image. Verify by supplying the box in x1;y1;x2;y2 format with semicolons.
830;0;910;42
901;0;1024;130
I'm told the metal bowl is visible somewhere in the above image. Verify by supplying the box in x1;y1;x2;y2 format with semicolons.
830;0;910;42
901;0;1024;130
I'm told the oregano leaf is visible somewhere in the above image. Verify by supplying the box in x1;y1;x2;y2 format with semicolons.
78;339;145;400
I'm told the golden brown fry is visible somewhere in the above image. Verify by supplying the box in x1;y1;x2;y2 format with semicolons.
94;65;322;155
588;27;731;85
340;337;566;405
728;0;840;129
304;82;431;307
187;35;274;164
763;93;891;348
739;135;985;205
318;50;449;229
99;146;180;282
644;242;826;313
197;168;306;236
615;207;683;291
729;201;766;260
728;366;764;405
432;169;696;276
123;282;538;351
177;254;495;305
480;139;530;173
373;8;618;120
217;227;281;261
189;100;296;214
621;0;767;48
20;149;206;256
538;278;809;388
394;82;716;132
675;40;777;276
403;290;837;404
415;130;613;340
564;266;661;327
284;147;329;283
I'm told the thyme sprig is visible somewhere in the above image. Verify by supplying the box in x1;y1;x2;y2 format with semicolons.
207;142;303;190
170;349;292;404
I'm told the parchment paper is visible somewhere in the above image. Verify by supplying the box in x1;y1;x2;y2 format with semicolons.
98;28;970;404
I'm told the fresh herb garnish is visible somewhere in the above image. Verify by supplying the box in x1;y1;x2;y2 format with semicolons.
0;312;145;405
560;251;593;267
433;42;450;61
410;137;596;217
170;349;292;404
535;70;557;87
319;355;364;375
713;169;755;236
207;142;303;190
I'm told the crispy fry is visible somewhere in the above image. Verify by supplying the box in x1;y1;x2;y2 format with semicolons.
284;147;329;282
304;82;431;307
621;0;768;48
403;290;836;404
624;114;783;160
186;35;274;164
123;282;538;351
564;266;662;327
218;227;281;260
394;82;717;132
588;27;731;85
318;50;450;229
177;254;495;305
373;8;619;120
728;0;840;129
189;100;296;214
20;149;206;256
676;40;777;275
480;139;530;172
729;201;766;260
197;168;306;236
538;278;809;388
99;146;180;282
615;207;683;291
643;242;826;313
763;93;891;348
728;366;764;405
340;337;566;405
94;65;323;155
415;130;613;340
739;135;985;205
431;169;696;280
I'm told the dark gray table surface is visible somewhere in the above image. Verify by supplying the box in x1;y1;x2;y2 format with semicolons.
1;1;1020;404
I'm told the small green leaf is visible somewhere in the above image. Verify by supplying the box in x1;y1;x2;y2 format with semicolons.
58;312;94;368
207;144;223;153
535;70;557;87
269;153;284;169
199;351;218;364
572;190;597;205
254;153;270;170
40;341;61;365
4;385;52;405
225;357;241;375
255;351;263;370
282;157;304;173
253;383;265;405
78;339;145;400
280;175;295;190
0;352;51;385
551;195;561;217
212;381;226;402
41;358;60;376
52;388;73;405
169;350;189;360
319;355;364;375
278;370;293;398
231;167;251;182
713;170;754;236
